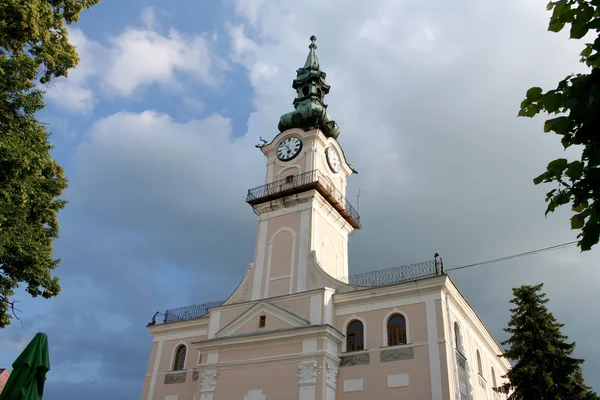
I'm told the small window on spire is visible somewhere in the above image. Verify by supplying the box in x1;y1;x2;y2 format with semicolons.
302;86;309;96
259;315;266;328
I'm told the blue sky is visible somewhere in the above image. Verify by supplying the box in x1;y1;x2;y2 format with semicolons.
1;0;599;398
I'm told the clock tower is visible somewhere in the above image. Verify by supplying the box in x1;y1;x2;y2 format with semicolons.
245;36;360;301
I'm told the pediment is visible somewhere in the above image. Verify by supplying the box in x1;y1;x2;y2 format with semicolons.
215;301;310;338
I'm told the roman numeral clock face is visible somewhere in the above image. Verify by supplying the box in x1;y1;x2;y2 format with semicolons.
276;137;303;161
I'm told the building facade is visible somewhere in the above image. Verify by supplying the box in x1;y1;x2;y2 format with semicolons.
140;36;511;400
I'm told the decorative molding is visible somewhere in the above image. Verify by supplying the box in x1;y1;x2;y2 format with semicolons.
339;353;370;367
199;370;219;393
192;371;200;381
380;347;414;362
164;372;186;384
297;361;321;385
325;363;339;389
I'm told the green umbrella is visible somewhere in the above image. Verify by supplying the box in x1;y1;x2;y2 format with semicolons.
0;333;50;400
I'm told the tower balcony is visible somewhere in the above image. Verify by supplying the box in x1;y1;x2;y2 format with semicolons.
246;169;361;229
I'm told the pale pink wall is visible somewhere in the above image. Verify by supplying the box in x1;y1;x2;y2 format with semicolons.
272;294;313;321
224;268;255;304
268;278;290;297
258;212;302;296
337;345;432;400
218;342;303;363
215;362;300;400
158;336;205;372
219;304;254;332
314;213;345;279
335;302;428;350
233;313;296;336
435;299;445;340
145;341;159;375
139;375;150;400
438;342;451;400
153;371;197;400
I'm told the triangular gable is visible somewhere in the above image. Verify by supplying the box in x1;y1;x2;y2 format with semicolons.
215;301;310;338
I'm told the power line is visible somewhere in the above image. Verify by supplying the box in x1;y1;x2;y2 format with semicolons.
444;240;579;272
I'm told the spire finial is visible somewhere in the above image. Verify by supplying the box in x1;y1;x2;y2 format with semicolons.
309;35;317;49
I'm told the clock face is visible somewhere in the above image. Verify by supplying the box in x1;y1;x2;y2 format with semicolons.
326;146;341;173
276;136;303;161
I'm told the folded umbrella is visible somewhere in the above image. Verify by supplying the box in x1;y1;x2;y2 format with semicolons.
0;332;50;400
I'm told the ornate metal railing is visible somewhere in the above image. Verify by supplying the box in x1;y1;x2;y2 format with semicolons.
246;169;361;228
163;300;225;323
157;258;443;324
246;170;318;202
338;259;442;287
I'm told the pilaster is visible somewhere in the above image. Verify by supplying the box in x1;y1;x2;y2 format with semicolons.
195;370;219;400
297;360;321;400
324;362;339;400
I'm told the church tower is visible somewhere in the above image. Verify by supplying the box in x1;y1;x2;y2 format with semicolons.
246;36;360;300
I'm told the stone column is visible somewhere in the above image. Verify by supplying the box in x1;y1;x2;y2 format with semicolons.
324;363;339;400
195;370;219;400
297;360;321;400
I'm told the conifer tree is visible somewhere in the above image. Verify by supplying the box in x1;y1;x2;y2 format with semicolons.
497;283;597;400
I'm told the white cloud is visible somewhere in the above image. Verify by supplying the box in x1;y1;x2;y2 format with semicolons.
45;28;105;113
46;10;226;113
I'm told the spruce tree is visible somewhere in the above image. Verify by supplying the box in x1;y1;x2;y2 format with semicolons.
497;283;597;399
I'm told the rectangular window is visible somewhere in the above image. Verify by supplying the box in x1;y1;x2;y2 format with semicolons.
259;315;266;328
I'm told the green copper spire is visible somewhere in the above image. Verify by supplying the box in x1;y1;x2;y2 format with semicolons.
278;36;340;139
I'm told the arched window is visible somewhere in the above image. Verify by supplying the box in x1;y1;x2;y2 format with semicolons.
173;344;187;371
491;366;497;388
454;322;463;352
387;314;407;346
346;320;364;352
476;350;483;376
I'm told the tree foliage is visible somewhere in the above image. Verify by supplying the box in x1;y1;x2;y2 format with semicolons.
519;0;600;251
497;283;597;400
0;0;99;327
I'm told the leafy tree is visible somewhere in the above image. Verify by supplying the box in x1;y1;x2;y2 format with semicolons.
519;0;600;251
497;283;597;400
0;0;100;327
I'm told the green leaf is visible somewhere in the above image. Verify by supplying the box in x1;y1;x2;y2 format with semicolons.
541;92;564;113
565;161;583;180
580;44;593;58
547;2;554;10
571;213;585;229
534;172;549;185
547;158;569;174
549;20;566;32
526;87;544;100
570;20;589;39
543;116;571;134
573;204;586;213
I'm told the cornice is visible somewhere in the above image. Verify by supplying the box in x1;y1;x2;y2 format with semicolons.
333;275;447;305
148;317;209;337
192;324;344;350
